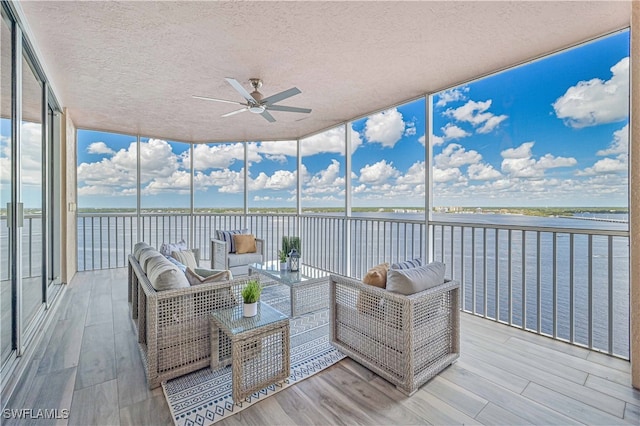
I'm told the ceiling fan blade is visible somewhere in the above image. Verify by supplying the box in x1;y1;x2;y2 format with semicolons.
262;87;301;105
225;77;258;104
260;110;276;123
267;105;311;114
221;108;248;117
192;95;245;105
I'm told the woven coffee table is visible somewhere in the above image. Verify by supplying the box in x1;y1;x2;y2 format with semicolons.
249;261;329;317
209;302;290;404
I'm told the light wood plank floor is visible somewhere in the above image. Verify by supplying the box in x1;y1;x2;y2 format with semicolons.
5;268;640;425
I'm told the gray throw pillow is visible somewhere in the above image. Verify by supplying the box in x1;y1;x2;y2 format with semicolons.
386;261;446;295
391;258;423;270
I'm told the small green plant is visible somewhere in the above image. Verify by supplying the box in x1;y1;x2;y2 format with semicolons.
282;236;301;256
241;280;262;304
278;250;287;263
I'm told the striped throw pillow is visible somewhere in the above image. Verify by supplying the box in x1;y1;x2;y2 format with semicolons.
390;258;423;270
215;229;248;253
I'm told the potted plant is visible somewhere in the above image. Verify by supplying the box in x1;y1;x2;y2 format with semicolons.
278;250;288;272
282;236;301;270
241;279;262;317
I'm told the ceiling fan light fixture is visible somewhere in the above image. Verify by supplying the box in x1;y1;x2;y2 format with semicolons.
249;105;266;113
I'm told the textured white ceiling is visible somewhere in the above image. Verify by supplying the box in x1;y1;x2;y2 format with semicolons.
17;1;631;143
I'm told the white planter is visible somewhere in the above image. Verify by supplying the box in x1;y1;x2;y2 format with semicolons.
280;262;287;272
243;302;258;317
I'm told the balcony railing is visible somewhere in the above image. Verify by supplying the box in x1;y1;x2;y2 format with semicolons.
76;212;630;359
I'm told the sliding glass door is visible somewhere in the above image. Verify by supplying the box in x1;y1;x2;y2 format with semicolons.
0;9;14;367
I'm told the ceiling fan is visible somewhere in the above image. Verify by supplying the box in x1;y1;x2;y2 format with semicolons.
193;78;311;123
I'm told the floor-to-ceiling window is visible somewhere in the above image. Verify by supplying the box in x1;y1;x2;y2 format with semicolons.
76;129;138;270
350;99;426;215
193;142;245;213
247;140;297;212
430;30;630;357
140;137;191;246
300;126;346;213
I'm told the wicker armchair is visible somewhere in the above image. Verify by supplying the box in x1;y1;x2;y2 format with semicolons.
329;274;460;396
128;254;259;389
210;237;264;276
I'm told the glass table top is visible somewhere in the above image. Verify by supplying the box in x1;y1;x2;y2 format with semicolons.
210;301;288;336
249;261;328;286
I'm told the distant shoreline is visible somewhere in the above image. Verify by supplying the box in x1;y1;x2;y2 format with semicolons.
59;206;630;217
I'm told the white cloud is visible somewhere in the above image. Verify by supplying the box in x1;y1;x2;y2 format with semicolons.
358;160;400;185
364;108;405;148
263;169;297;190
195;168;244;193
445;99;507;134
441;123;471;141
434;143;482;169
536;153;578;169
500;142;577;178
576;157;627;176
597;124;628;156
477;114;508;134
303;159;345;195
143;170;191;195
430;135;444;146
188;143;255;170
435;87;469;107
87;141;115;155
77;141;137;195
468;163;501;181
553;57;629;128
249;141;297;158
396;161;425;185
139;139;180;181
404;121;417;136
433;167;462;183
501;142;535;159
301;126;362;156
418;135;426;146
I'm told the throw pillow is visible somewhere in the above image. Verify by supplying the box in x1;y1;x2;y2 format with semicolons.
171;250;197;271
386;261;446;295
356;263;389;315
146;257;190;291
185;267;232;285
139;248;164;272
362;262;389;288
159;239;188;256
391;258;423;270
216;229;248;253
233;234;257;254
166;256;187;273
133;242;151;260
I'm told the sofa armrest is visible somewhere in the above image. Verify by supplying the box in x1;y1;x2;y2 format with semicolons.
256;238;265;257
211;238;228;270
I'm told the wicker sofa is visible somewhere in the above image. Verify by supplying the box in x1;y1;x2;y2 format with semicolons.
329;273;460;396
128;248;257;389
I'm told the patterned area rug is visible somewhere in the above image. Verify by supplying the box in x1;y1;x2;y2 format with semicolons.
162;285;345;426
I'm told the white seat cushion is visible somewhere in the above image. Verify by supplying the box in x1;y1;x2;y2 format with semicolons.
227;252;262;268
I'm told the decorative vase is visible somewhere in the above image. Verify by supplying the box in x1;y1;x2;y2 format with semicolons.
243;302;257;317
280;261;287;272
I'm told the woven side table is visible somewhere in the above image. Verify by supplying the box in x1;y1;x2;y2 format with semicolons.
210;302;290;404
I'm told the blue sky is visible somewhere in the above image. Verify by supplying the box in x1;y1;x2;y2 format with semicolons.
71;30;629;210
431;30;629;207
